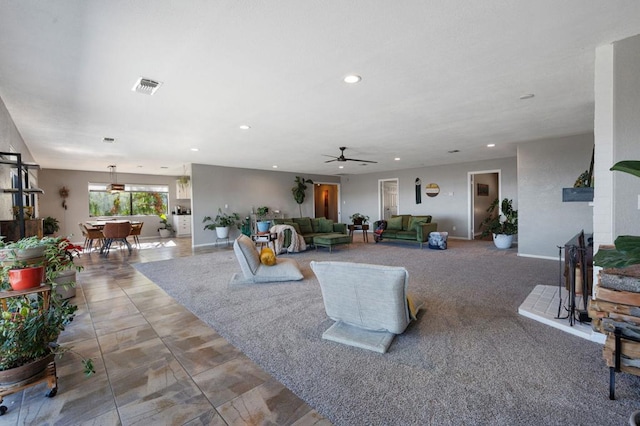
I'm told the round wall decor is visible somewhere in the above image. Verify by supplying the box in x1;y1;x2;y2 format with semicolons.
425;183;440;197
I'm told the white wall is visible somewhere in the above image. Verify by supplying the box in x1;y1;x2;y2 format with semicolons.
191;164;339;246
517;133;594;259
339;157;517;239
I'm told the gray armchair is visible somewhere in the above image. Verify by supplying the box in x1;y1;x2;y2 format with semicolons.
310;261;422;353
233;235;303;283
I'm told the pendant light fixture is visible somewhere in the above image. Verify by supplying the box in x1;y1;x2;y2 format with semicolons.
107;165;125;193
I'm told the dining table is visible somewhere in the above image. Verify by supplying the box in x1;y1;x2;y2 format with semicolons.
85;220;140;255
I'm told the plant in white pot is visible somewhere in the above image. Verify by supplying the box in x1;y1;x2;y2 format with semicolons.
43;237;84;300
480;198;518;249
158;214;173;238
203;209;240;239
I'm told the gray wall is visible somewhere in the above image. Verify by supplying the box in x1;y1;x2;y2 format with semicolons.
38;169;182;242
339;157;517;238
613;34;640;237
191;164;339;246
518;133;594;258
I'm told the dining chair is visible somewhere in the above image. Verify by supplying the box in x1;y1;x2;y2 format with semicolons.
129;222;143;248
82;223;105;253
101;221;132;256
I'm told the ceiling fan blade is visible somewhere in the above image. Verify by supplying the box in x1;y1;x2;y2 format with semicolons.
324;158;338;163
344;157;378;163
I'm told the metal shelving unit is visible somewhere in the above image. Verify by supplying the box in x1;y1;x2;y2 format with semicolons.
0;152;43;239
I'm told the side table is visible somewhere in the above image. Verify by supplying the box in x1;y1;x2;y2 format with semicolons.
348;224;369;242
252;232;278;254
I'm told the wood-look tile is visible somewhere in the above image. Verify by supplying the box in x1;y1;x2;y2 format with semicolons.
93;311;150;336
217;379;314;426
193;355;273;407
6;238;329;425
164;332;242;376
98;323;159;353
292;410;333;426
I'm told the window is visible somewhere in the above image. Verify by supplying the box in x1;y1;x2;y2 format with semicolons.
88;183;169;217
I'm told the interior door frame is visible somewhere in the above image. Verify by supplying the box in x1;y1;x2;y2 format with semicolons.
467;169;501;240
312;182;341;222
378;178;399;221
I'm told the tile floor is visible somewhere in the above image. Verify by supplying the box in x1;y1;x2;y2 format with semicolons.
518;284;606;344
1;237;330;425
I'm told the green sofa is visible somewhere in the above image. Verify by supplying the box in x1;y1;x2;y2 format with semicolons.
272;217;349;251
373;215;437;248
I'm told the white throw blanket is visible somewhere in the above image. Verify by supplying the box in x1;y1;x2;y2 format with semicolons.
271;224;307;254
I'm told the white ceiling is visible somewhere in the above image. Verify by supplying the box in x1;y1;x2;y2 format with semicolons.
1;1;639;177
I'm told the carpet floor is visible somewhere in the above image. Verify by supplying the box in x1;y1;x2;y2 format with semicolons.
134;239;640;425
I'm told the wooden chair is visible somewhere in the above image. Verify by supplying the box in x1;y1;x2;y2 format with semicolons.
101;221;132;257
82;224;104;253
129;222;143;248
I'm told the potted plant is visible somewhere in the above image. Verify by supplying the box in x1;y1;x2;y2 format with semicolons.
158;214;173;238
0;236;48;291
43;237;84;299
480;198;518;249
43;216;60;236
203;209;240;239
0;237;94;390
256;206;270;232
292;176;314;217
350;213;370;225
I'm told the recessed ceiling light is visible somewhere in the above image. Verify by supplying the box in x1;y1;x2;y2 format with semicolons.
394;157;400;161
137;165;143;168
519;93;535;100
190;148;199;152
103;137;115;143
448;149;460;153
344;74;362;84
239;125;251;130
160;166;169;169
339;166;344;169
272;165;278;168
487;144;495;148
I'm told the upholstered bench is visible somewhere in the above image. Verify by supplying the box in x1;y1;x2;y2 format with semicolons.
313;234;351;253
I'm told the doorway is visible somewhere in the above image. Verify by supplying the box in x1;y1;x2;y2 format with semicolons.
313;183;340;221
468;170;500;240
378;179;398;221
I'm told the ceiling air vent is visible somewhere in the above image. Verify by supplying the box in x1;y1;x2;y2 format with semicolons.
132;77;162;95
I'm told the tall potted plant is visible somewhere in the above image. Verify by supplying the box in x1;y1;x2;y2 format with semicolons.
203;209;240;239
480;198;518;249
292;176;313;218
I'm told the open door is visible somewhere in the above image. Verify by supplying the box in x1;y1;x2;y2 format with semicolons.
468;170;500;240
313;183;340;221
379;179;398;220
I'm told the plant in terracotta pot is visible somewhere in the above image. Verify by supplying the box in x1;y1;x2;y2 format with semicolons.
480;198;518;249
203;208;240;239
0;236;48;291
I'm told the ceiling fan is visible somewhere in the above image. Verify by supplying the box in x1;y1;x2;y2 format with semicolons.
323;147;378;164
